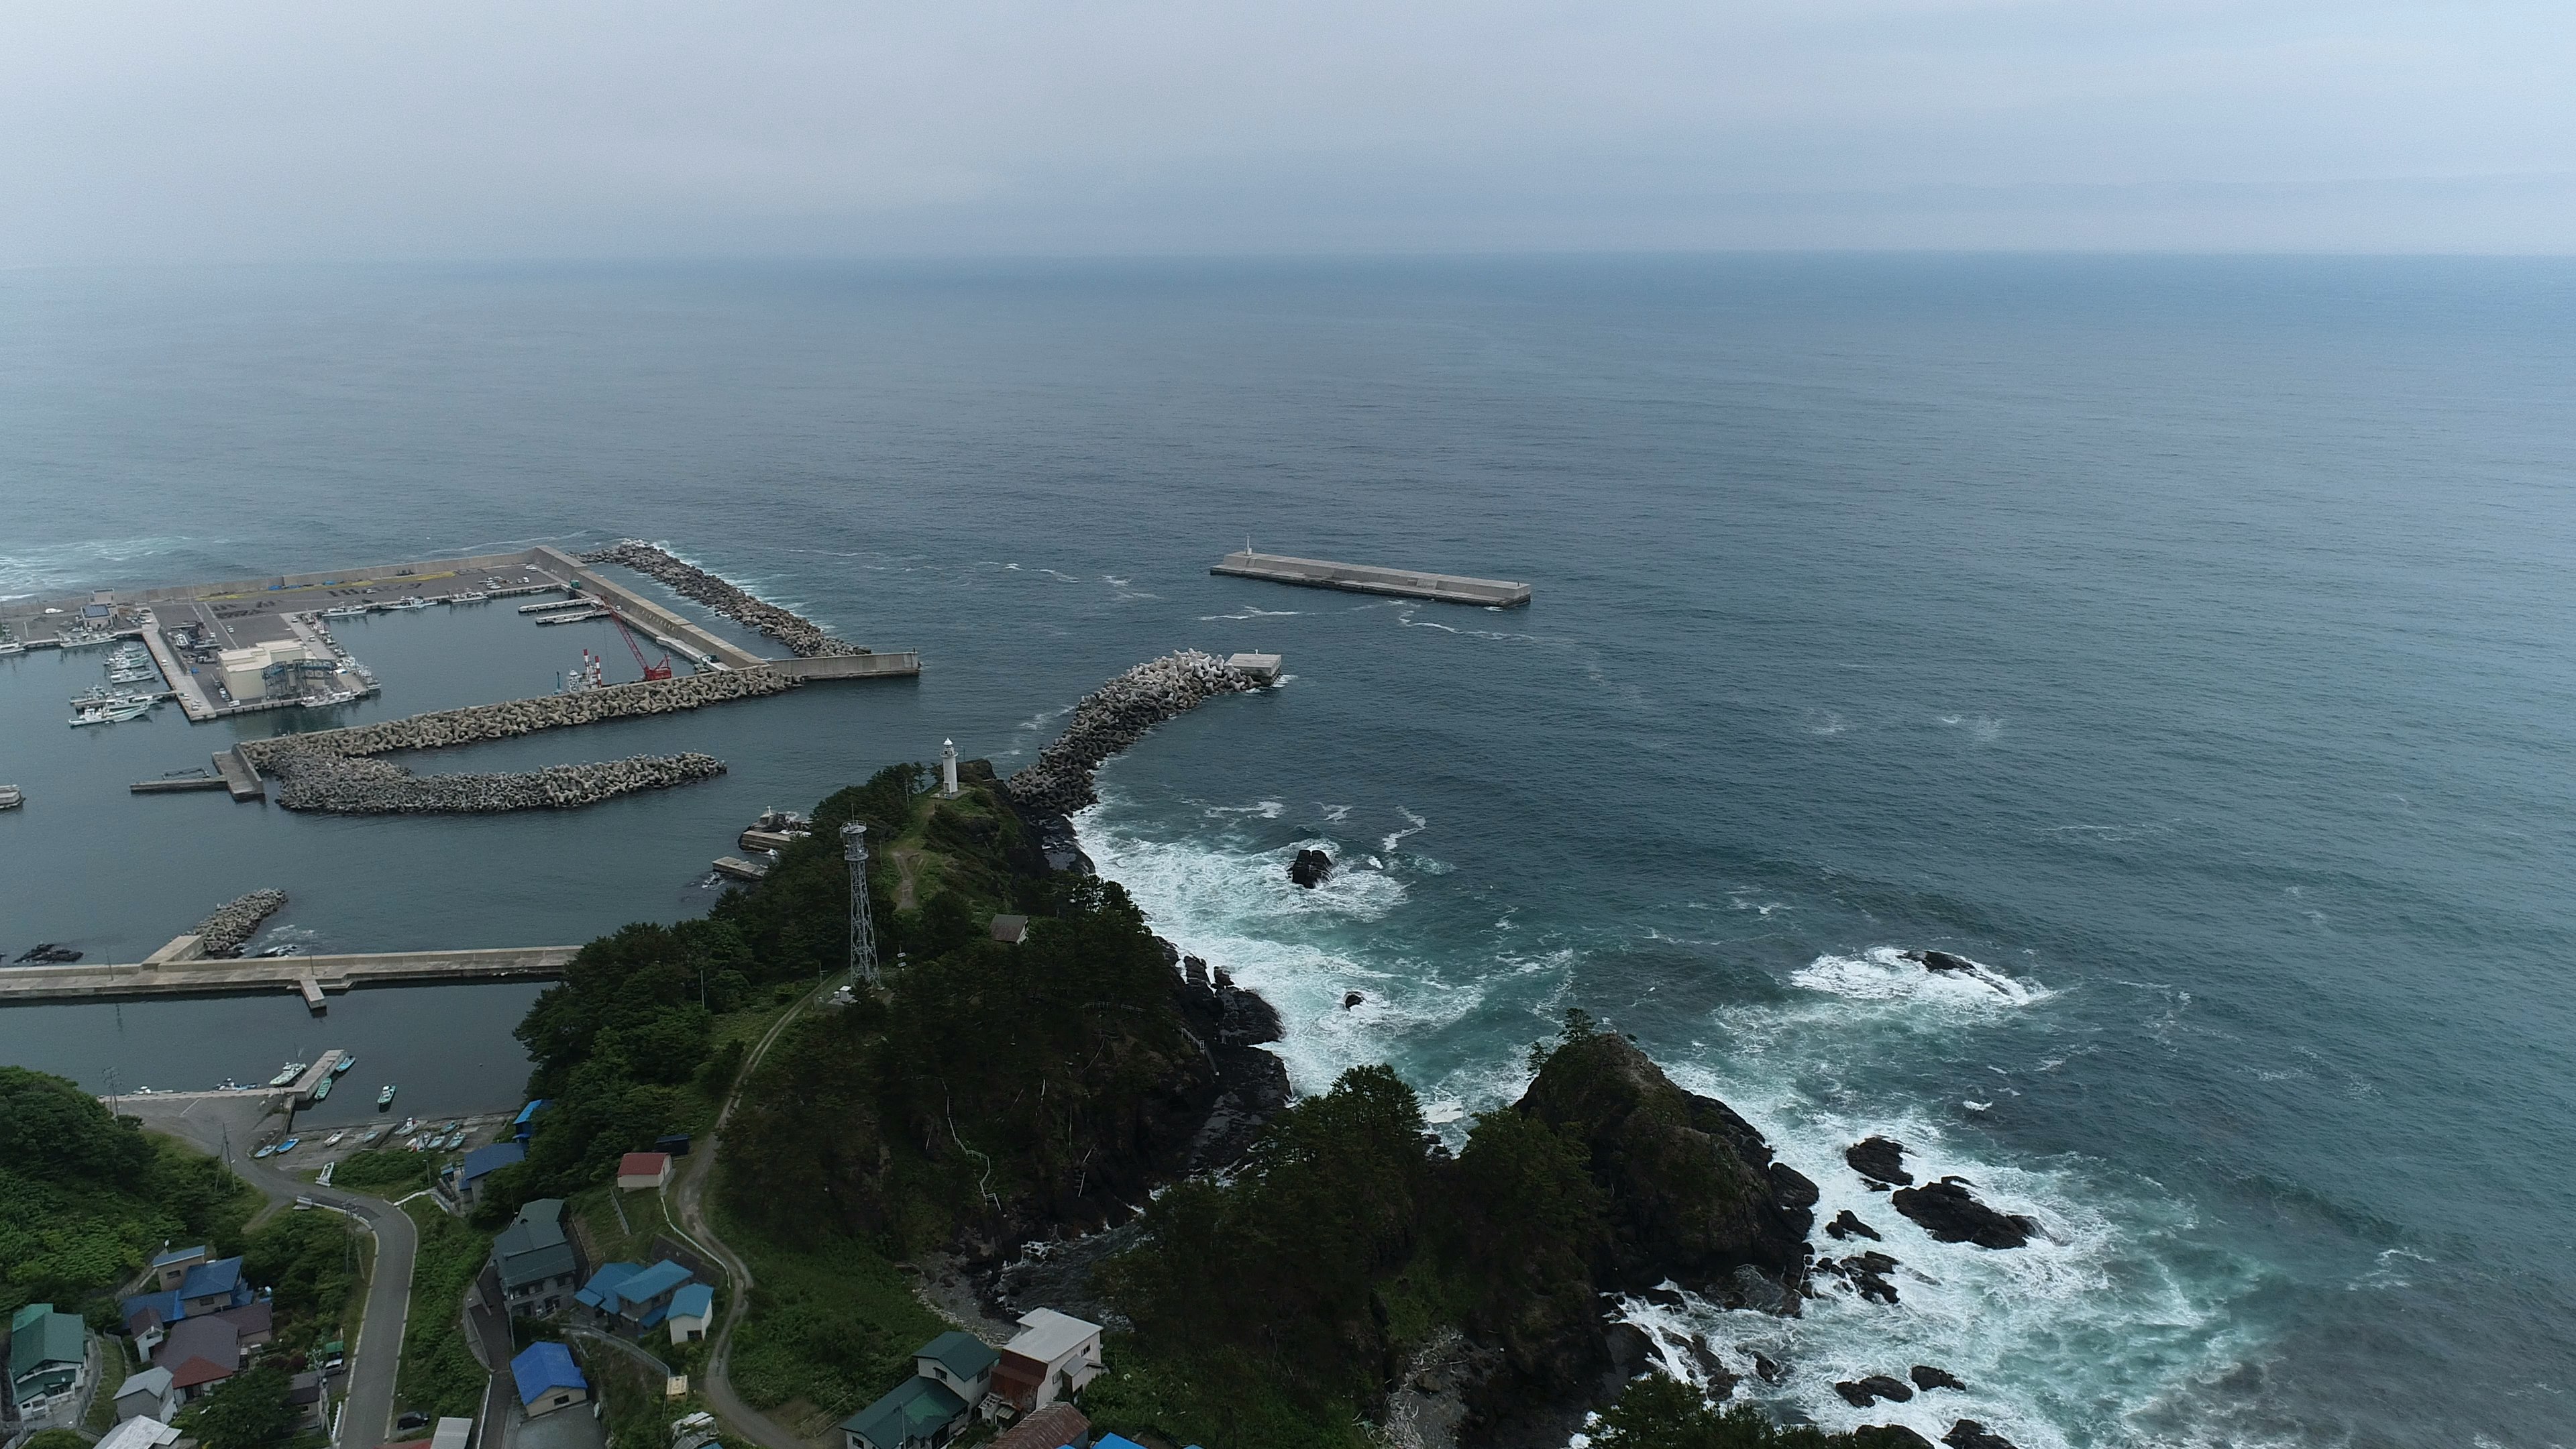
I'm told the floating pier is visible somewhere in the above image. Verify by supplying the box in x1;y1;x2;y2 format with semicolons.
1210;549;1531;606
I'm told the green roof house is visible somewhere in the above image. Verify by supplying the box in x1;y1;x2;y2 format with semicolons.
8;1303;90;1421
910;1332;997;1405
839;1377;967;1449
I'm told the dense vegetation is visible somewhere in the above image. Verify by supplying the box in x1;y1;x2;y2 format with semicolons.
0;1066;256;1321
392;1201;494;1421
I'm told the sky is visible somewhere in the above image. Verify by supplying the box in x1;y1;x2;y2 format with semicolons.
3;0;2571;262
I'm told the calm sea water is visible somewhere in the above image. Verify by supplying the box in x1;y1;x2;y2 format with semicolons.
2;258;2571;1448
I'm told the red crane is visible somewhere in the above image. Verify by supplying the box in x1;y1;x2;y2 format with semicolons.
608;610;674;680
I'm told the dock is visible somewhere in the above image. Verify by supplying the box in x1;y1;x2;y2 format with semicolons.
0;945;582;1006
1210;549;1531;606
711;856;769;881
214;747;266;800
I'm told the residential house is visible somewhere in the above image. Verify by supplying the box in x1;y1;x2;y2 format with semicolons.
121;1250;259;1357
491;1199;586;1318
154;1316;244;1403
573;1260;695;1336
989;1404;1086;1449
113;1366;176;1424
93;1415;182;1449
287;1371;327;1428
511;1342;589;1419
616;1152;672;1190
454;1142;525;1207
912;1334;996;1408
7;1303;88;1424
841;1378;969;1449
665;1285;714;1346
985;1310;1103;1417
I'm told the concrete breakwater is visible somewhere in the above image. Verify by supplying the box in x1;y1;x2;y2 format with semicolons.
578;540;859;657
1007;650;1262;816
236;668;790;763
262;751;725;813
192;889;287;957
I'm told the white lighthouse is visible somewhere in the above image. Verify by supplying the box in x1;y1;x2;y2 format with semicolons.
940;738;960;798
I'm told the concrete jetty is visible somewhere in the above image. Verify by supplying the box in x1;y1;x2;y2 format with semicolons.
1210;549;1532;606
0;945;581;1005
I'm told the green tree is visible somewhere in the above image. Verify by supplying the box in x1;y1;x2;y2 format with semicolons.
184;1365;300;1449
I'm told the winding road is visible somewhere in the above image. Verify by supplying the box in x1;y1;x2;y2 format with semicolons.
665;974;847;1449
124;1094;418;1449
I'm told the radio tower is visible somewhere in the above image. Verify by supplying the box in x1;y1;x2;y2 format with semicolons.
841;822;877;983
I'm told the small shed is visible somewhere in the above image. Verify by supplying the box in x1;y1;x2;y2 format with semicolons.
989;915;1028;945
665;1284;714;1345
114;1367;176;1424
616;1152;672;1190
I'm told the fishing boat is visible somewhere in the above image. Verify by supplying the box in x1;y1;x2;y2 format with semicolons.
270;1062;309;1088
378;1084;398;1109
449;591;490;603
360;1128;384;1144
384;596;431;610
396;1116;419;1134
0;785;21;811
276;1137;299;1154
333;1056;356;1075
311;1077;333;1101
252;1144;276;1159
69;698;154;727
324;1131;345;1146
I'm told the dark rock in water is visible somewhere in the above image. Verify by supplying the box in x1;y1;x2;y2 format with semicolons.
1769;1161;1821;1212
1847;1135;1914;1185
15;943;82;964
1851;1429;1936;1449
1817;1250;1900;1305
1603;1323;1655;1376
1905;949;1977;974
1182;953;1210;988
1344;991;1365;1009
1684;1334;1737;1401
1833;1375;1914;1407
1638;1286;1688;1309
1827;1209;1882;1242
1289;847;1334;888
1892;1176;2038;1249
1752;1352;1787;1384
1911;1364;1967;1392
1944;1421;2020;1449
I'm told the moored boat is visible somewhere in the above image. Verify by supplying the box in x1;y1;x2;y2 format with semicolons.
269;1062;307;1087
0;785;21;810
333;1056;356;1075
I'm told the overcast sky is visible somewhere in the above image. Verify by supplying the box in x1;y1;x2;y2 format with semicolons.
4;1;2571;262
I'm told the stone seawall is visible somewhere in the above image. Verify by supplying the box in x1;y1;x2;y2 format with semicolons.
236;669;790;763
192;889;288;958
578;540;860;657
1006;650;1261;817
262;751;725;813
234;670;778;814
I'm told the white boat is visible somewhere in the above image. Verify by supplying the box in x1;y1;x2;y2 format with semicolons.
448;591;490;603
69;699;154;727
107;668;161;685
0;641;26;655
322;604;369;619
268;1062;309;1088
384;596;431;610
0;785;22;810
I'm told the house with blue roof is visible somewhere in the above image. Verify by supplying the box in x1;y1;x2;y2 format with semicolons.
665;1283;714;1345
573;1260;695;1336
509;1342;589;1419
119;1248;258;1355
454;1142;525;1206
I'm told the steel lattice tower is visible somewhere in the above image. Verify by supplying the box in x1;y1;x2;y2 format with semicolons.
841;822;878;983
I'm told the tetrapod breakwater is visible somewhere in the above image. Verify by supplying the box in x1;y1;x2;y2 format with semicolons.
191;889;288;957
1006;650;1266;817
580;540;860;657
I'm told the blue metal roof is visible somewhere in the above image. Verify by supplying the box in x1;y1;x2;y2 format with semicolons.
515;1099;549;1125
460;1142;525;1183
574;1261;643;1312
510;1342;587;1405
178;1256;246;1300
614;1260;694;1306
1094;1437;1150;1449
150;1246;207;1268
667;1284;714;1320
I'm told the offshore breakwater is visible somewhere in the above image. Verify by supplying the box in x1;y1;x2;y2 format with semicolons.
580;539;860;657
1006;650;1263;817
191;889;287;957
237;668;783;812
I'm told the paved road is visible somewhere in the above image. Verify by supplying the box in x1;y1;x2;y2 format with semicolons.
125;1094;418;1449
669;977;845;1449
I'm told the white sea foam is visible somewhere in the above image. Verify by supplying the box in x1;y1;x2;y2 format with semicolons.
1382;808;1430;853
1792;945;2053;1010
1198;606;1303;621
0;535;210;600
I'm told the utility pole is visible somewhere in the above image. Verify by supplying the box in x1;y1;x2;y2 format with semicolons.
843;822;877;984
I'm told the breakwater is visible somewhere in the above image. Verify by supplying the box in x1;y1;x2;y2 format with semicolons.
262;751;725;813
192;889;287;957
235;667;792;763
1006;650;1263;816
578;540;859;657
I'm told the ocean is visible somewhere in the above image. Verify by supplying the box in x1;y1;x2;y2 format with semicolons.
2;256;2571;1447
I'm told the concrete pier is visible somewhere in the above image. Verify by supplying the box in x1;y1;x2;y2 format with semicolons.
1210;549;1532;606
131;775;229;794
0;945;582;1004
770;651;922;680
214;747;266;800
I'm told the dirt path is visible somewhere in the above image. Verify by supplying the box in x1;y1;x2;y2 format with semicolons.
891;847;922;910
667;977;845;1449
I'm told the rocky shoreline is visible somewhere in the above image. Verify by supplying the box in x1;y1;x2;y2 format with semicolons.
1004;649;1263;816
578;539;861;657
190;889;286;957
